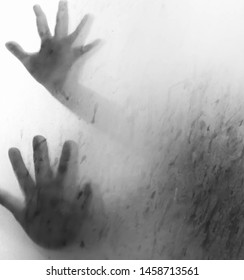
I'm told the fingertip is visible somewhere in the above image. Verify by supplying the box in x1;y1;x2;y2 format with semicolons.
57;0;68;16
83;39;101;53
5;41;22;55
33;4;40;10
8;147;21;163
92;38;102;47
83;14;94;26
33;4;41;15
64;139;77;146
33;135;47;149
59;0;68;7
5;41;15;51
5;42;28;63
5;42;11;48
63;140;78;154
83;14;90;21
33;4;38;11
5;43;11;53
59;140;79;165
8;147;20;157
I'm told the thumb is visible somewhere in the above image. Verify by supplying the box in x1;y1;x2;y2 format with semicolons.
73;39;101;58
5;41;30;66
0;188;24;223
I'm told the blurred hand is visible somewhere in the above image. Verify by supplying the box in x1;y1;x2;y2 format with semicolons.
6;0;99;98
0;135;91;249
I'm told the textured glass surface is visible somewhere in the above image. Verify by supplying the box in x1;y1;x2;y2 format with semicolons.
1;0;244;259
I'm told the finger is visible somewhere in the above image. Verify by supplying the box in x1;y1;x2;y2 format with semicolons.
55;0;69;39
73;39;100;58
5;42;30;65
0;189;24;223
57;141;78;185
68;14;89;44
33;135;52;183
8;148;35;198
33;5;51;41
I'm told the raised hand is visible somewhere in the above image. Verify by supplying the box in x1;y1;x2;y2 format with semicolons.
0;135;91;249
5;0;98;98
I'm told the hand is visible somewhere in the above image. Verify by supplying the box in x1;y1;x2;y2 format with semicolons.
6;0;98;97
0;135;91;249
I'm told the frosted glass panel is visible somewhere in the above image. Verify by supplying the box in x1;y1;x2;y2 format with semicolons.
1;0;244;259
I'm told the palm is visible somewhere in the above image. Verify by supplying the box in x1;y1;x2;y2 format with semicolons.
6;1;98;96
0;136;91;249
